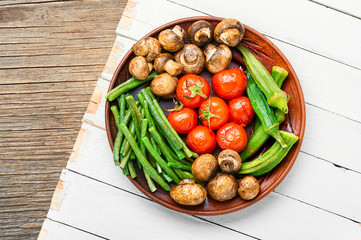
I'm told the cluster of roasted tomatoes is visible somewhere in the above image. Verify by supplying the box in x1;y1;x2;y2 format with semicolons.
167;68;255;155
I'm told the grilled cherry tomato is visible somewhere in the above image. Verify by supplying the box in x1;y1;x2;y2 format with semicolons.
212;68;247;99
199;97;229;130
168;108;198;134
187;125;216;154
216;122;247;152
176;74;210;108
228;96;255;127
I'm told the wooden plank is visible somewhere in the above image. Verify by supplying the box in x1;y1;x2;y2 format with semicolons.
66;121;361;223
0;0;127;239
38;219;103;240
310;0;361;19
275;151;361;222
47;169;255;240
115;1;361;123
47;169;361;239
165;0;361;69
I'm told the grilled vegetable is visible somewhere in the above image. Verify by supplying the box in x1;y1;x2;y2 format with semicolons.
207;173;238;201
238;131;299;176
238;176;259;200
191;154;218;182
240;66;288;160
170;179;207;206
106;71;158;101
246;71;286;148
237;45;289;114
142;137;180;184
120;122;170;191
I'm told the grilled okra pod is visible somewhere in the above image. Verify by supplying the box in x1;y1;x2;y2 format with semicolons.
238;131;298;175
237;45;289;114
240;67;288;160
246;71;286;147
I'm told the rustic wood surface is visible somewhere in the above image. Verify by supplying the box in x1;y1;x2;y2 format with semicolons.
39;0;361;239
0;0;127;239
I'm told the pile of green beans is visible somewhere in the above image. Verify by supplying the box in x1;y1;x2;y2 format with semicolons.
109;89;197;192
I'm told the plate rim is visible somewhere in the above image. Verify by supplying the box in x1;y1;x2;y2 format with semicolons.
105;16;306;216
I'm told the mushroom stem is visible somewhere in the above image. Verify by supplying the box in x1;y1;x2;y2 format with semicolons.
164;59;183;76
220;29;241;46
195;28;211;42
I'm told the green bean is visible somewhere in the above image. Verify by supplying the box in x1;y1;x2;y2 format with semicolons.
148;127;187;179
118;94;126;120
144;171;157;192
142;137;180;184
120;123;170;191
156;163;162;174
110;105;121;128
126;95;142;125
121;121;135;156
122;164;129;175
140;119;148;156
106;71;159;101
113;110;132;165
175;158;192;166
120;149;132;169
145;88;196;158
162;172;173;182
151;98;195;158
128;160;137;179
140;89;183;150
167;162;192;171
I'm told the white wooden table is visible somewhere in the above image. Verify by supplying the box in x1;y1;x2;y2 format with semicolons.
38;0;361;239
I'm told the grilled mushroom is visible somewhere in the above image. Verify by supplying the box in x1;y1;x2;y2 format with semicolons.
238;176;259;200
218;149;242;174
204;44;232;73
170;179;207;206
214;19;245;47
132;37;161;62
188;20;214;47
150;73;178;99
192;154;218;182
158;25;186;52
154;53;183;76
175;44;205;74
207;173;238;201
129;56;153;80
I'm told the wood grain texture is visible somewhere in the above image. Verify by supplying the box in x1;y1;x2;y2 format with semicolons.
0;0;127;239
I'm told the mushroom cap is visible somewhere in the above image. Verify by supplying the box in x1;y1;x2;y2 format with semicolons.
238;176;260;200
150;73;178;99
188;20;214;47
170;179;207;206
207;173;238;201
129;56;153;80
204;44;232;74
218;149;242;174
154;53;183;76
158;25;185;52
132;37;161;62
192;154;218;182
214;19;245;47
174;44;205;74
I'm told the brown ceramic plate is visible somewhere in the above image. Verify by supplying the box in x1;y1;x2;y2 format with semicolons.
105;16;305;215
